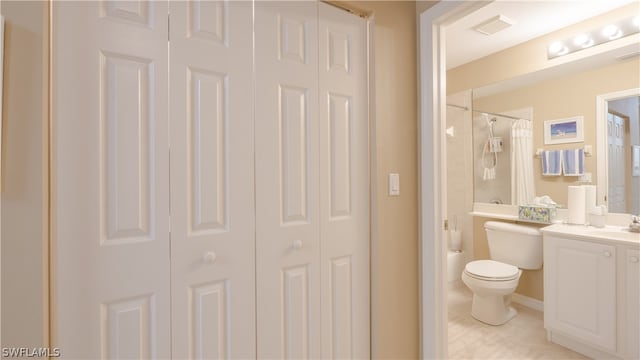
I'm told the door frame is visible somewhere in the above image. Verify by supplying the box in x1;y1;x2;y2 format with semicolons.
417;2;487;358
596;87;640;210
365;12;378;359
0;13;4;345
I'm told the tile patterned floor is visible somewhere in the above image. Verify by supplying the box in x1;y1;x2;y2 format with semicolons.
447;284;588;359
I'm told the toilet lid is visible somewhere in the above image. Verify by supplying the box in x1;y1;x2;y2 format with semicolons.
464;260;519;280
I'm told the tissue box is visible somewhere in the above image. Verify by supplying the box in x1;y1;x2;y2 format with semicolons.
518;205;556;224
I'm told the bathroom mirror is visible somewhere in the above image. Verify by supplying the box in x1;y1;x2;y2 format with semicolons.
469;53;639;210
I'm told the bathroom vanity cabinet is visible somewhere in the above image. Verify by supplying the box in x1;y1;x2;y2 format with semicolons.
542;224;640;360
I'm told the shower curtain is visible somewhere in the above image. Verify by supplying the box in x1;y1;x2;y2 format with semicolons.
511;119;535;205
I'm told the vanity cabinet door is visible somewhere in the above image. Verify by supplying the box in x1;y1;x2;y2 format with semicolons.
544;235;616;352
623;248;639;359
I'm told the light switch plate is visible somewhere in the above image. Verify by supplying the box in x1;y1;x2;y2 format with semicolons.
389;173;400;196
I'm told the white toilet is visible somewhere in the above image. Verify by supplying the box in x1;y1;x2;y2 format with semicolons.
461;221;542;325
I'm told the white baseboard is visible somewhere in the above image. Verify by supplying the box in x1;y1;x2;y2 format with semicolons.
512;292;544;312
548;330;620;359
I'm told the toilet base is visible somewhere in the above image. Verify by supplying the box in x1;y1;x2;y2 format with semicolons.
470;293;517;326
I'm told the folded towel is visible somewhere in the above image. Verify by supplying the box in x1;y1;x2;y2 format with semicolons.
542;150;562;176
562;148;584;176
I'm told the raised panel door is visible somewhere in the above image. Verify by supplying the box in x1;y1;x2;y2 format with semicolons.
607;112;626;212
255;2;321;358
169;1;256;358
318;3;370;359
544;236;616;352
623;248;639;359
52;1;170;357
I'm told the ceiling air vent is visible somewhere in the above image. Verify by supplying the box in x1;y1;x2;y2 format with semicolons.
473;15;515;36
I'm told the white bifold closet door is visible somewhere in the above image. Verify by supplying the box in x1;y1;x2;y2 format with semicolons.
52;1;255;358
318;4;369;359
255;2;321;358
255;2;369;359
53;1;367;359
169;1;255;359
52;2;171;358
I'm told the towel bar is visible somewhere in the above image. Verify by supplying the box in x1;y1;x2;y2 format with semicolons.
535;146;592;157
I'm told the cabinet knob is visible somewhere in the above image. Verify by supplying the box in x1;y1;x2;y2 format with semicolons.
292;240;303;250
203;251;217;264
631;256;639;263
603;251;611;257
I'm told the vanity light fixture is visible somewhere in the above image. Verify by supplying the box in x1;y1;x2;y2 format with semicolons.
547;16;640;59
573;33;594;48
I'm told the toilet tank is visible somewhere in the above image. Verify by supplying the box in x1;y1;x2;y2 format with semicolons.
484;221;543;270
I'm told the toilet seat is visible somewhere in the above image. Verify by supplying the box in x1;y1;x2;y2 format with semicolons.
464;260;519;281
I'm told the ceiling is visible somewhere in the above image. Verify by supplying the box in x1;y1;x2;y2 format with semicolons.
446;0;638;69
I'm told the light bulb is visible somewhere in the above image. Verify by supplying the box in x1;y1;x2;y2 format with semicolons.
549;41;568;56
573;33;593;48
602;24;622;39
633;16;640;28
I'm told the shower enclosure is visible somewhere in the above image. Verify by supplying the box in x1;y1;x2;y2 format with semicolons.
473;113;512;204
472;107;534;206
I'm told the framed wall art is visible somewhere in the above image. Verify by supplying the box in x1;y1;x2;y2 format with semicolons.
544;116;584;145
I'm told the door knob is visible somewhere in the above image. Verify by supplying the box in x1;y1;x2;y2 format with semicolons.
203;251;217;264
603;251;611;257
292;240;303;250
630;256;639;263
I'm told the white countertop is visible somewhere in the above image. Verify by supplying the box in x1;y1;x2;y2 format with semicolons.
541;223;640;246
471;202;635;227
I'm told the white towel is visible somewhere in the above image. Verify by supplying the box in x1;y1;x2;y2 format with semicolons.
562;148;584;176
541;150;562;176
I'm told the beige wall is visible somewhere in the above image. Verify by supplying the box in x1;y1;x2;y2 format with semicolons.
1;0;49;351
339;1;421;358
